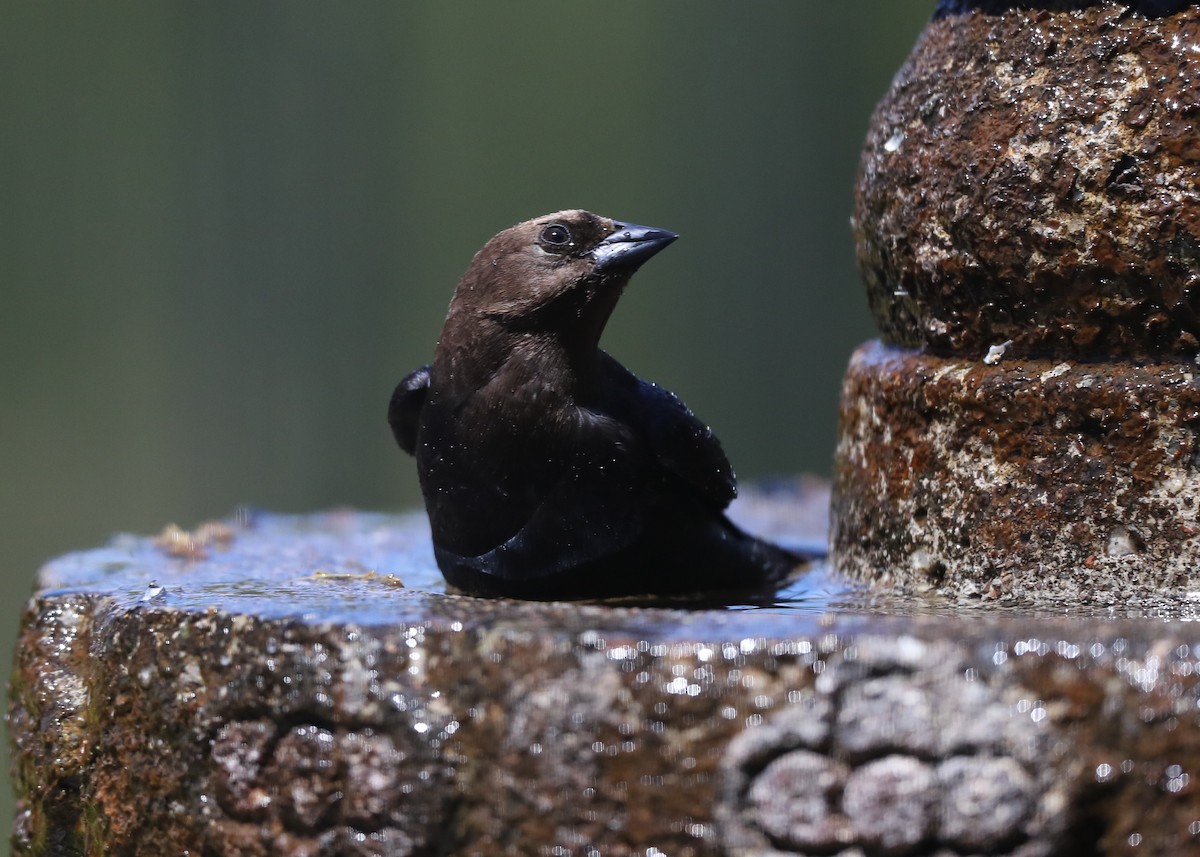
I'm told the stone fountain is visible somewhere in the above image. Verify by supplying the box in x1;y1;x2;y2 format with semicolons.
11;3;1200;855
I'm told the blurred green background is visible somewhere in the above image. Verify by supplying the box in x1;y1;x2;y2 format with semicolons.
1;0;931;842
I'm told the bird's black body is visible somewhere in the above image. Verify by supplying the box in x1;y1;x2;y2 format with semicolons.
389;210;801;601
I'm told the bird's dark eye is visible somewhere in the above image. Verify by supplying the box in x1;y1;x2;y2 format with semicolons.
539;224;573;249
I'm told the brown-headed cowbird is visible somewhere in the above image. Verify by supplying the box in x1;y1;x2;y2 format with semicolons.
389;210;803;600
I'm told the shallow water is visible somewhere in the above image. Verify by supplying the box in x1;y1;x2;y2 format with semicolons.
35;502;1200;628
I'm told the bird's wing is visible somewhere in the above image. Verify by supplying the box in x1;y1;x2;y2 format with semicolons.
594;352;737;509
450;463;646;581
387;365;431;455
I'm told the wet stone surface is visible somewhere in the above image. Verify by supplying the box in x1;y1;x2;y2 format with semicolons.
12;483;1200;855
717;637;1063;857
855;2;1200;359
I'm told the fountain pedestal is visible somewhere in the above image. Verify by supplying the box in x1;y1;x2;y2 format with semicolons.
833;341;1200;602
839;1;1200;598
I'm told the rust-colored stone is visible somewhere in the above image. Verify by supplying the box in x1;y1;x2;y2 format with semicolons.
832;341;1200;602
855;4;1200;359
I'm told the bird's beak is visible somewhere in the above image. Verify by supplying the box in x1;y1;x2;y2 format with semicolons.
591;221;678;274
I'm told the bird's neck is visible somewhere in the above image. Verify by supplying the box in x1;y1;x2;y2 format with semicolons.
434;316;600;403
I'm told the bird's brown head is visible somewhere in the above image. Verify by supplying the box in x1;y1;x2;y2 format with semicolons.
440;210;677;362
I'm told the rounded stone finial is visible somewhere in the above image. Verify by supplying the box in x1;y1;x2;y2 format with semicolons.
855;2;1200;359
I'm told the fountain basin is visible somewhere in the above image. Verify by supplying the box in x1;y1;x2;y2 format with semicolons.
11;482;1200;856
